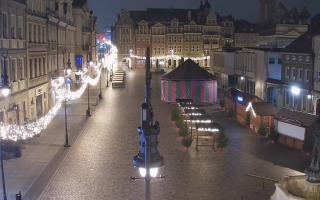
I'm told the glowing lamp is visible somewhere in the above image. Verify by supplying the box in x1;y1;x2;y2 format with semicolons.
89;61;94;67
291;86;301;96
1;87;10;97
237;96;244;102
307;94;312;99
66;68;72;75
139;167;159;178
240;76;245;81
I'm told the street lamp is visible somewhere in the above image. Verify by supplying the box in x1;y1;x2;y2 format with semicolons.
63;54;72;148
291;86;301;96
0;50;10;200
291;86;301;110
98;65;102;100
132;47;164;200
86;61;93;117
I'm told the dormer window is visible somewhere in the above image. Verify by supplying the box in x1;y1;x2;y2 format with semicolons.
63;3;67;15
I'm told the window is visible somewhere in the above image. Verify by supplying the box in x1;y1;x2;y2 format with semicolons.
302;95;307;111
269;57;275;64
29;24;32;42
292;55;296;61
285;55;290;61
305;69;310;82
278;58;282;64
2;12;8;38
291;67;296;80
285;90;289;105
306;56;310;62
293;95;299;108
298;68;303;80
10;15;16;39
285;67;290;78
29;59;33;78
17;16;23;39
17;59;23;80
10;59;16;82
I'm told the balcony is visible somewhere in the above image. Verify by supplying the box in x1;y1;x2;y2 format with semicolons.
29;75;48;88
11;81;19;94
18;79;27;91
0;39;26;49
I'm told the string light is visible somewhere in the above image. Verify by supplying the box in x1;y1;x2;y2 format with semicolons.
245;102;257;118
0;62;106;141
129;52;209;61
1;38;120;142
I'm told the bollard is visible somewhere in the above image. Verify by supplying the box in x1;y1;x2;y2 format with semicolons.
16;191;22;200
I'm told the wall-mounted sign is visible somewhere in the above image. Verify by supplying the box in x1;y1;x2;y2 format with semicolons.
75;55;83;70
35;88;43;96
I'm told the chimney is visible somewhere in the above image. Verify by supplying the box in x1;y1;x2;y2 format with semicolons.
188;11;192;21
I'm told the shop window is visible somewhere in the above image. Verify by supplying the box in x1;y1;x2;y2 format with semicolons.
269;57;275;64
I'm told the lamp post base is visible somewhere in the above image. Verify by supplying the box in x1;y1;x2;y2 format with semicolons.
64;144;71;148
86;109;91;117
99;93;103;100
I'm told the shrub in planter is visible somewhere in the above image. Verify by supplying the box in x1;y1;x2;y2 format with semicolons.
217;131;228;149
258;123;268;136
171;107;180;121
175;117;184;129
181;137;193;148
245;113;251;126
179;122;189;137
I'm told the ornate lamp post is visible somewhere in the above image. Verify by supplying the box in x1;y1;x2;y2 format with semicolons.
132;47;164;200
86;61;92;117
0;50;10;200
63;52;72;148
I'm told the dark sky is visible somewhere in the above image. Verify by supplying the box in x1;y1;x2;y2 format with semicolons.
88;0;320;31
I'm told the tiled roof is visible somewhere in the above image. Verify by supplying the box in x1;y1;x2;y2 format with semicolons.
252;102;276;116
161;59;215;81
129;8;198;25
73;0;87;7
284;15;320;54
276;108;318;127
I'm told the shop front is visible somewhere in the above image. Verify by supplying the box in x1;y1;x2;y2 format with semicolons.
28;84;49;121
275;108;319;151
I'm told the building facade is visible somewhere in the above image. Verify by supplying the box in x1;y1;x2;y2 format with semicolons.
114;1;234;68
312;34;320;115
0;0;97;125
0;0;28;125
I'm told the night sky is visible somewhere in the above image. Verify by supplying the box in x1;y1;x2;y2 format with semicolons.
88;0;320;31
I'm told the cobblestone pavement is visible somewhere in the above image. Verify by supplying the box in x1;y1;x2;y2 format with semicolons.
38;68;308;200
2;79;104;200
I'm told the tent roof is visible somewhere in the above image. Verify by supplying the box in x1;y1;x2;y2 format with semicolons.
161;59;215;81
275;108;318;127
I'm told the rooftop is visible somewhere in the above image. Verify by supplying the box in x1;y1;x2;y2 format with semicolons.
161;59;215;81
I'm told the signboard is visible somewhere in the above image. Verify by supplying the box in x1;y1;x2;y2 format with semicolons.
35;88;43;96
277;121;305;141
75;55;83;70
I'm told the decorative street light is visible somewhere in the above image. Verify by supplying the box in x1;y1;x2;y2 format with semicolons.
63;53;72;148
86;61;93;117
98;63;103;100
0;50;10;200
291;86;301;96
132;47;164;200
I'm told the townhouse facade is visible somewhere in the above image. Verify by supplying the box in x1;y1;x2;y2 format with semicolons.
0;0;28;125
114;1;235;69
0;0;97;125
